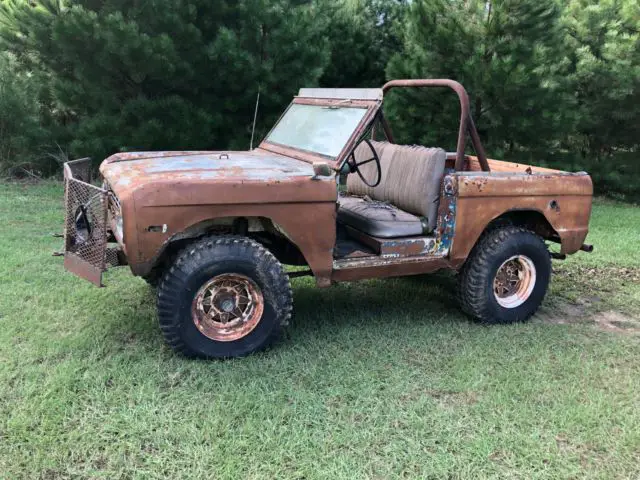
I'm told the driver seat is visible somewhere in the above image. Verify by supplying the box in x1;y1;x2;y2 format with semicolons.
338;141;446;238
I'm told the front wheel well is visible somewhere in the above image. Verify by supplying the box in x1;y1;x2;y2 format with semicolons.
144;216;308;283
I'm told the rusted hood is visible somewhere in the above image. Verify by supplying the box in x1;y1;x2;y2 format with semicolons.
101;149;316;189
99;149;336;205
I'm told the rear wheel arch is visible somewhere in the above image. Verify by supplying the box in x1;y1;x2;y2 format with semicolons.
487;209;560;240
451;208;559;271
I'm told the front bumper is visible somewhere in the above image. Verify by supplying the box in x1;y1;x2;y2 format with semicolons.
62;158;126;286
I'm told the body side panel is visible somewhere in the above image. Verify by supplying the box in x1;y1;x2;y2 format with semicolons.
450;173;593;265
332;256;450;282
126;180;337;286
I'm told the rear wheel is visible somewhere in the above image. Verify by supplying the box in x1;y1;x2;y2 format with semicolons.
457;226;551;324
157;235;293;358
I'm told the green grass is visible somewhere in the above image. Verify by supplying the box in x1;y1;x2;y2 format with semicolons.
0;182;639;479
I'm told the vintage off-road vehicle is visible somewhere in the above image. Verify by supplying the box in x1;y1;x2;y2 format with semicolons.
61;79;593;358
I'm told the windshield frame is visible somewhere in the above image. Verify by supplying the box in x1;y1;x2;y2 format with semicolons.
259;97;381;169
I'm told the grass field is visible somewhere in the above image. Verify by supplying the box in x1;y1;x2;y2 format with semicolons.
0;182;639;479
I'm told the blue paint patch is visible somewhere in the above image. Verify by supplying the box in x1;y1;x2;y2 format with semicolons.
431;176;457;255
436;197;456;254
141;154;312;177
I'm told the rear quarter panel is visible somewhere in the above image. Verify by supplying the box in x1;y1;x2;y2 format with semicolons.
450;172;593;265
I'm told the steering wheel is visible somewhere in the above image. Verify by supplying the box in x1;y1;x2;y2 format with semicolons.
347;138;382;187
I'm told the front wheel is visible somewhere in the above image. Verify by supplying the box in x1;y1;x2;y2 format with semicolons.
457;226;551;324
157;235;293;358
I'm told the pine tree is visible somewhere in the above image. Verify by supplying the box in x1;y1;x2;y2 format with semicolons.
564;0;640;156
0;0;329;161
384;0;571;155
318;0;407;88
0;52;48;175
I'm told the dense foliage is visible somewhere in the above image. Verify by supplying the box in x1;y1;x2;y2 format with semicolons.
0;0;638;198
565;0;640;156
0;0;329;165
386;0;570;153
318;0;407;88
0;52;51;175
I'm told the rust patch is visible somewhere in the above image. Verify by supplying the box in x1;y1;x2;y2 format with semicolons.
472;177;488;192
191;273;265;342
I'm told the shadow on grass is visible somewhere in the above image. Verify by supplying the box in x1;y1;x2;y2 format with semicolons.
90;263;637;369
289;270;467;330
91;270;471;358
75;261;617;363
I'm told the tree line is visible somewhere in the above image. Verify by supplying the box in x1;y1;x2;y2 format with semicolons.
0;0;638;198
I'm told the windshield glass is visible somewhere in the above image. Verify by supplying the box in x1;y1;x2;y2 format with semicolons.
266;104;368;158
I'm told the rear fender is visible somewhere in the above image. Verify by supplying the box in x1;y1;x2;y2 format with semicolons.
449;172;593;266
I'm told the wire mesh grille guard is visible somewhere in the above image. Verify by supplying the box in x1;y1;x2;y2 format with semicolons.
63;158;109;286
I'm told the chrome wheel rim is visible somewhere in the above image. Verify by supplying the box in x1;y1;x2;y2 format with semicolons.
191;274;264;342
493;255;536;309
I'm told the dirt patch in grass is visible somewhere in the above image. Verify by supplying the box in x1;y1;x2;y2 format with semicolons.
555;264;640;284
538;302;640;335
425;389;479;406
544;262;640;332
398;389;480;407
593;311;640;334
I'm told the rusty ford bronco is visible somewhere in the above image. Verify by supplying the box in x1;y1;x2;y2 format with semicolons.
61;79;593;358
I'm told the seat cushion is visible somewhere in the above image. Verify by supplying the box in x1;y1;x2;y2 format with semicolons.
347;141;446;232
337;195;425;238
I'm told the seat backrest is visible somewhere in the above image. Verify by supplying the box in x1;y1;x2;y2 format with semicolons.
346;140;446;231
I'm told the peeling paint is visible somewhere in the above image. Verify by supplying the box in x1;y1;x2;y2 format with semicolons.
101;150;330;195
432;196;456;255
379;237;436;258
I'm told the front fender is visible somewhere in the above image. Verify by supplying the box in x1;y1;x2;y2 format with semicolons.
125;179;337;286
